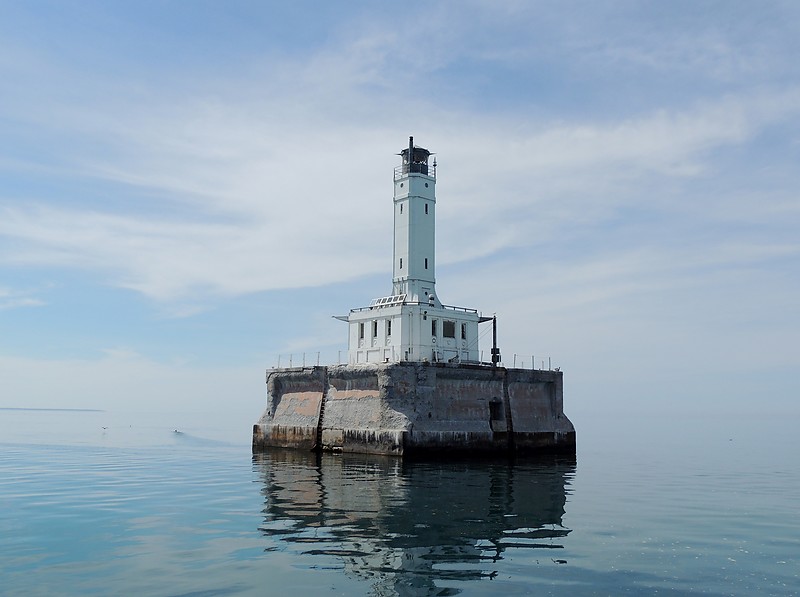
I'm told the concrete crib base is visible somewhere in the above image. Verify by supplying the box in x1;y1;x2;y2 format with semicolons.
252;362;575;457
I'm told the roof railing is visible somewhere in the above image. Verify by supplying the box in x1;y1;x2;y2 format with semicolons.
350;300;478;314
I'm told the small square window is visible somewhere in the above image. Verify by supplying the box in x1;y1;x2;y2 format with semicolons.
443;321;455;338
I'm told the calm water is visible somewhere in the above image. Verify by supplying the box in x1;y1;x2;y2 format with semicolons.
0;408;798;596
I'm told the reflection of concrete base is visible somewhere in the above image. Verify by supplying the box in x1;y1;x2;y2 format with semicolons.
253;362;576;456
255;450;574;594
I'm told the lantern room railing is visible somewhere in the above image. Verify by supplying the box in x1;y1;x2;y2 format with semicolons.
394;162;436;181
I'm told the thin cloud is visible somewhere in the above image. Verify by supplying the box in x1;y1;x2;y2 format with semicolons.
0;297;45;310
0;287;45;310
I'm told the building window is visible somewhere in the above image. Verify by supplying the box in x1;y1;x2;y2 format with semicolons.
461;323;467;340
372;320;378;338
431;319;438;337
424;258;428;269
425;203;429;215
443;321;456;338
399;258;403;269
386;319;392;336
400;204;403;214
359;323;365;339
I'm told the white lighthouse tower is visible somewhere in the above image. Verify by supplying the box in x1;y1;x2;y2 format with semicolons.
256;136;574;456
342;137;483;365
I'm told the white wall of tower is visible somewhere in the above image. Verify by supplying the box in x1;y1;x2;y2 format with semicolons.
392;174;436;303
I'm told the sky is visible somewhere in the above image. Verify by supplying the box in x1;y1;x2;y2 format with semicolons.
1;1;799;427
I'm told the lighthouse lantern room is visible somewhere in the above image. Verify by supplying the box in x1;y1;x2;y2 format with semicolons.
342;137;481;365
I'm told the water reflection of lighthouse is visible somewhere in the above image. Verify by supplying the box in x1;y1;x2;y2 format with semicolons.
255;452;574;595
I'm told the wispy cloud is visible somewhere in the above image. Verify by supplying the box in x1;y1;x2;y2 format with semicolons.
3;83;797;306
0;287;45;310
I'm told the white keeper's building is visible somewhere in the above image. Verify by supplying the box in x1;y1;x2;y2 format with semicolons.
338;137;489;365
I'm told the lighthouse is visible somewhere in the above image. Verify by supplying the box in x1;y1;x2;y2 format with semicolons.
255;135;575;456
343;137;482;365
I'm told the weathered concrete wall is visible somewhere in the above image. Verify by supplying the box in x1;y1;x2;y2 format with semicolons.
506;368;574;450
252;362;575;456
385;364;506;452
253;366;325;450
322;366;407;455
